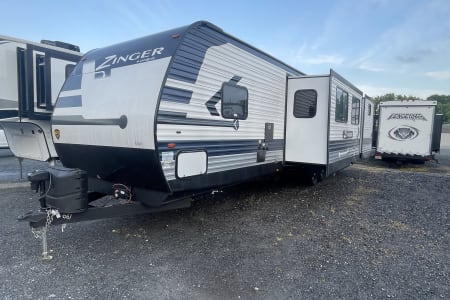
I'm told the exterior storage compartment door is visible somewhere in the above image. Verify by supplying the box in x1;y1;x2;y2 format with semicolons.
176;151;208;178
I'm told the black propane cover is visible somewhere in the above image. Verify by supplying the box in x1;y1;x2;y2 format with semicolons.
45;167;88;213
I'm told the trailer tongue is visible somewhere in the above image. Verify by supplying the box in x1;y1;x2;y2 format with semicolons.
19;166;193;260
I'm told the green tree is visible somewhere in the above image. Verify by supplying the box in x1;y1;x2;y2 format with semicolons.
372;93;420;113
428;95;450;123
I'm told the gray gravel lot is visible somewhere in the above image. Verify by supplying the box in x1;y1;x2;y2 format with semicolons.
0;149;449;299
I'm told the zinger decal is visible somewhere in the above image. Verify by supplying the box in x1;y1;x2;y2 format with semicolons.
95;47;165;77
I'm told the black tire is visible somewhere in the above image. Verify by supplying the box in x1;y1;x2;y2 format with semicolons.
318;169;326;182
308;171;318;186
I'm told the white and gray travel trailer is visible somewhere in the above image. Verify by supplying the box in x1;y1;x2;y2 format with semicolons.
0;35;82;161
285;70;367;183
23;21;372;234
375;100;443;161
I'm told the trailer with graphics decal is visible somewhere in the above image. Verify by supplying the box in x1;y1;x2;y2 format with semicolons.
19;21;374;258
375;100;442;162
0;35;82;161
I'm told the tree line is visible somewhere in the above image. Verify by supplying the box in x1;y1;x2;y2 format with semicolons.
372;94;450;123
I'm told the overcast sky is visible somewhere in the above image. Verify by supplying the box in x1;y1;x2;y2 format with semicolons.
2;0;449;98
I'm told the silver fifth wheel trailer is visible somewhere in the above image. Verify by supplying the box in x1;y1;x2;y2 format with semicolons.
21;22;373;255
0;35;82;161
375;100;443;162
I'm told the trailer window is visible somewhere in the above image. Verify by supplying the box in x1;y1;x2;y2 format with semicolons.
351;97;360;125
221;83;248;120
36;54;47;109
335;87;348;123
294;89;317;118
368;103;372;116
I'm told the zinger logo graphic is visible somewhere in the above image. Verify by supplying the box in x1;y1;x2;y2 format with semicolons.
387;113;427;121
388;125;419;141
95;47;165;72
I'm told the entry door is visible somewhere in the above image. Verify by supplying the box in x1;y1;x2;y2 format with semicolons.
285;76;329;164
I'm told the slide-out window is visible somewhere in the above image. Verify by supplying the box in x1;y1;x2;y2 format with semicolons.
335;87;348;123
36;54;46;108
293;89;317;118
221;83;248;120
351;97;360;125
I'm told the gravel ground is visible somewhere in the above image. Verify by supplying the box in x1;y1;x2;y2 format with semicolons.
0;149;449;299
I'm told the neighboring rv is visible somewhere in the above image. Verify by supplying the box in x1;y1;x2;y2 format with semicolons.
285;70;366;184
0;35;82;161
375;100;443;161
24;21;373;226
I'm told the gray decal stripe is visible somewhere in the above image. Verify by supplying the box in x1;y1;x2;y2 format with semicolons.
158;110;187;118
52;115;128;129
158;115;234;127
329;139;359;152
0;99;18;109
161;86;193;104
56;95;82;108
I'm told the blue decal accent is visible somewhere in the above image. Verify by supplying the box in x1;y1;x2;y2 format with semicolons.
161;86;193;104
158;139;284;157
167;23;303;85
61;74;82;91
55;95;82;108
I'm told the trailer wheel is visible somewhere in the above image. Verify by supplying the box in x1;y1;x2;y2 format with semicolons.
308;171;318;186
318;169;326;182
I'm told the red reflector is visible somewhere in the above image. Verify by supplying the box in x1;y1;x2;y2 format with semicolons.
167;143;176;149
171;34;180;39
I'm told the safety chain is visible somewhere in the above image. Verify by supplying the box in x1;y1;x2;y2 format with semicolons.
31;209;54;239
30;210;72;239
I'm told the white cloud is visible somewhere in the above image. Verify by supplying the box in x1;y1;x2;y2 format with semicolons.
425;70;450;80
291;43;344;66
300;54;344;65
357;63;385;72
353;0;450;74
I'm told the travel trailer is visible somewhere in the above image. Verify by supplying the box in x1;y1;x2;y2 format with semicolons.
0;35;82;161
23;21;373;233
375;100;443;162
